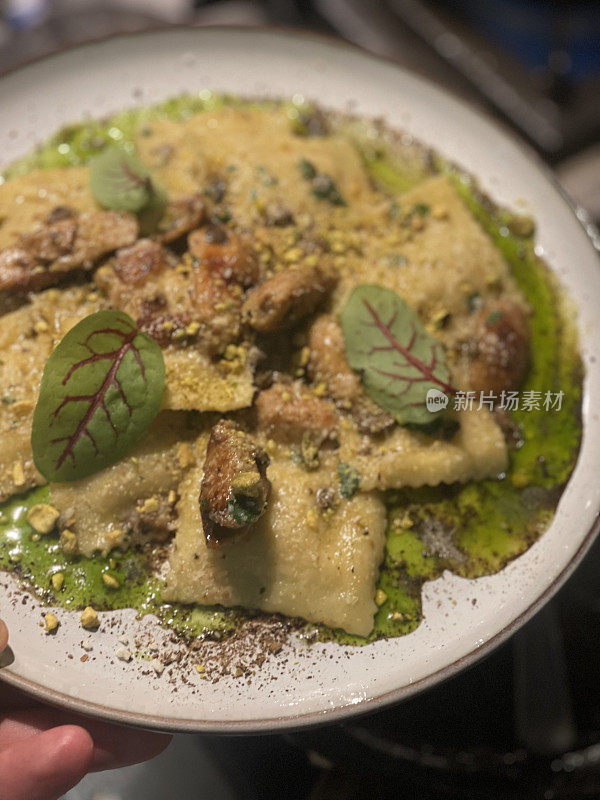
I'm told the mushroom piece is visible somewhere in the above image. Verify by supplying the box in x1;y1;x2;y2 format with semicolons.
307;314;395;435
255;382;339;445
200;420;271;548
0;210;139;295
468;301;530;395
112;239;166;285
155;194;205;244
189;225;261;354
242;263;337;333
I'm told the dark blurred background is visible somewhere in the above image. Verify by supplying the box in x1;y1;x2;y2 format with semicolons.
1;0;599;222
1;2;599;798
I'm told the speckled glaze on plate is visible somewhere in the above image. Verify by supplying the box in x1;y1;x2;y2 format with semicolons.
0;27;598;733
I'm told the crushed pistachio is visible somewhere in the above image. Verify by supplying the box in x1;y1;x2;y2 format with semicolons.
375;589;388;606
139;496;160;514
106;528;125;548
231;470;262;498
80;606;99;630
185;321;201;336
393;511;414;530
26;503;60;534
305;508;318;528
512;472;530;488
51;572;64;592
44;613;59;633
429;309;451;330
102;573;120;590
12;461;25;487
284;247;303;263
60;528;78;555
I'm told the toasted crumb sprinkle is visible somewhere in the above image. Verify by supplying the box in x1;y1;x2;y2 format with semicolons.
44;612;59;633
81;606;99;630
51;572;64;592
102;573;120;590
27;503;60;534
81;639;93;652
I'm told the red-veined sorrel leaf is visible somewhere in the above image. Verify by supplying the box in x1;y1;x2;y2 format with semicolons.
31;310;165;482
90;146;168;234
341;285;455;427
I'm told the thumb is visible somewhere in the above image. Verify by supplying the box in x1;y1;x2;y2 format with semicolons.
0;724;94;800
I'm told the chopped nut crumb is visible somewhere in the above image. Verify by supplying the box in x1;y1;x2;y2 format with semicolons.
26;504;60;534
51;572;64;592
102;573;120;589
375;589;387;606
60;529;78;555
80;606;99;630
44;612;59;633
81;639;93;652
12;461;25;487
139;496;160;514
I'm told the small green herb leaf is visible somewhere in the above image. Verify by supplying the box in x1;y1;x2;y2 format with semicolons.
297;158;346;206
89;146;167;225
298;158;317;180
341;285;455;426
32;310;165;482
338;462;360;499
226;495;262;526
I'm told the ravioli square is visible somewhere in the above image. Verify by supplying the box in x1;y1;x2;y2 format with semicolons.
164;459;387;636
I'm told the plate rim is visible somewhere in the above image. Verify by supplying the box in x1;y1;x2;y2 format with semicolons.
0;25;599;733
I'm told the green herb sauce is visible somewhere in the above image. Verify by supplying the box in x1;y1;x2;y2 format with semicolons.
0;95;582;646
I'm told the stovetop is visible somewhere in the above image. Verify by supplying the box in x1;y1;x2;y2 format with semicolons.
199;534;600;799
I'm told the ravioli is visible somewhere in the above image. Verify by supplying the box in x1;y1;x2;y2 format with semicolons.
0;287;103;501
50;412;199;557
164;456;387;636
339;409;507;491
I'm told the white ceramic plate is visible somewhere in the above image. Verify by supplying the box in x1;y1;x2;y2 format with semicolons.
0;27;598;733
